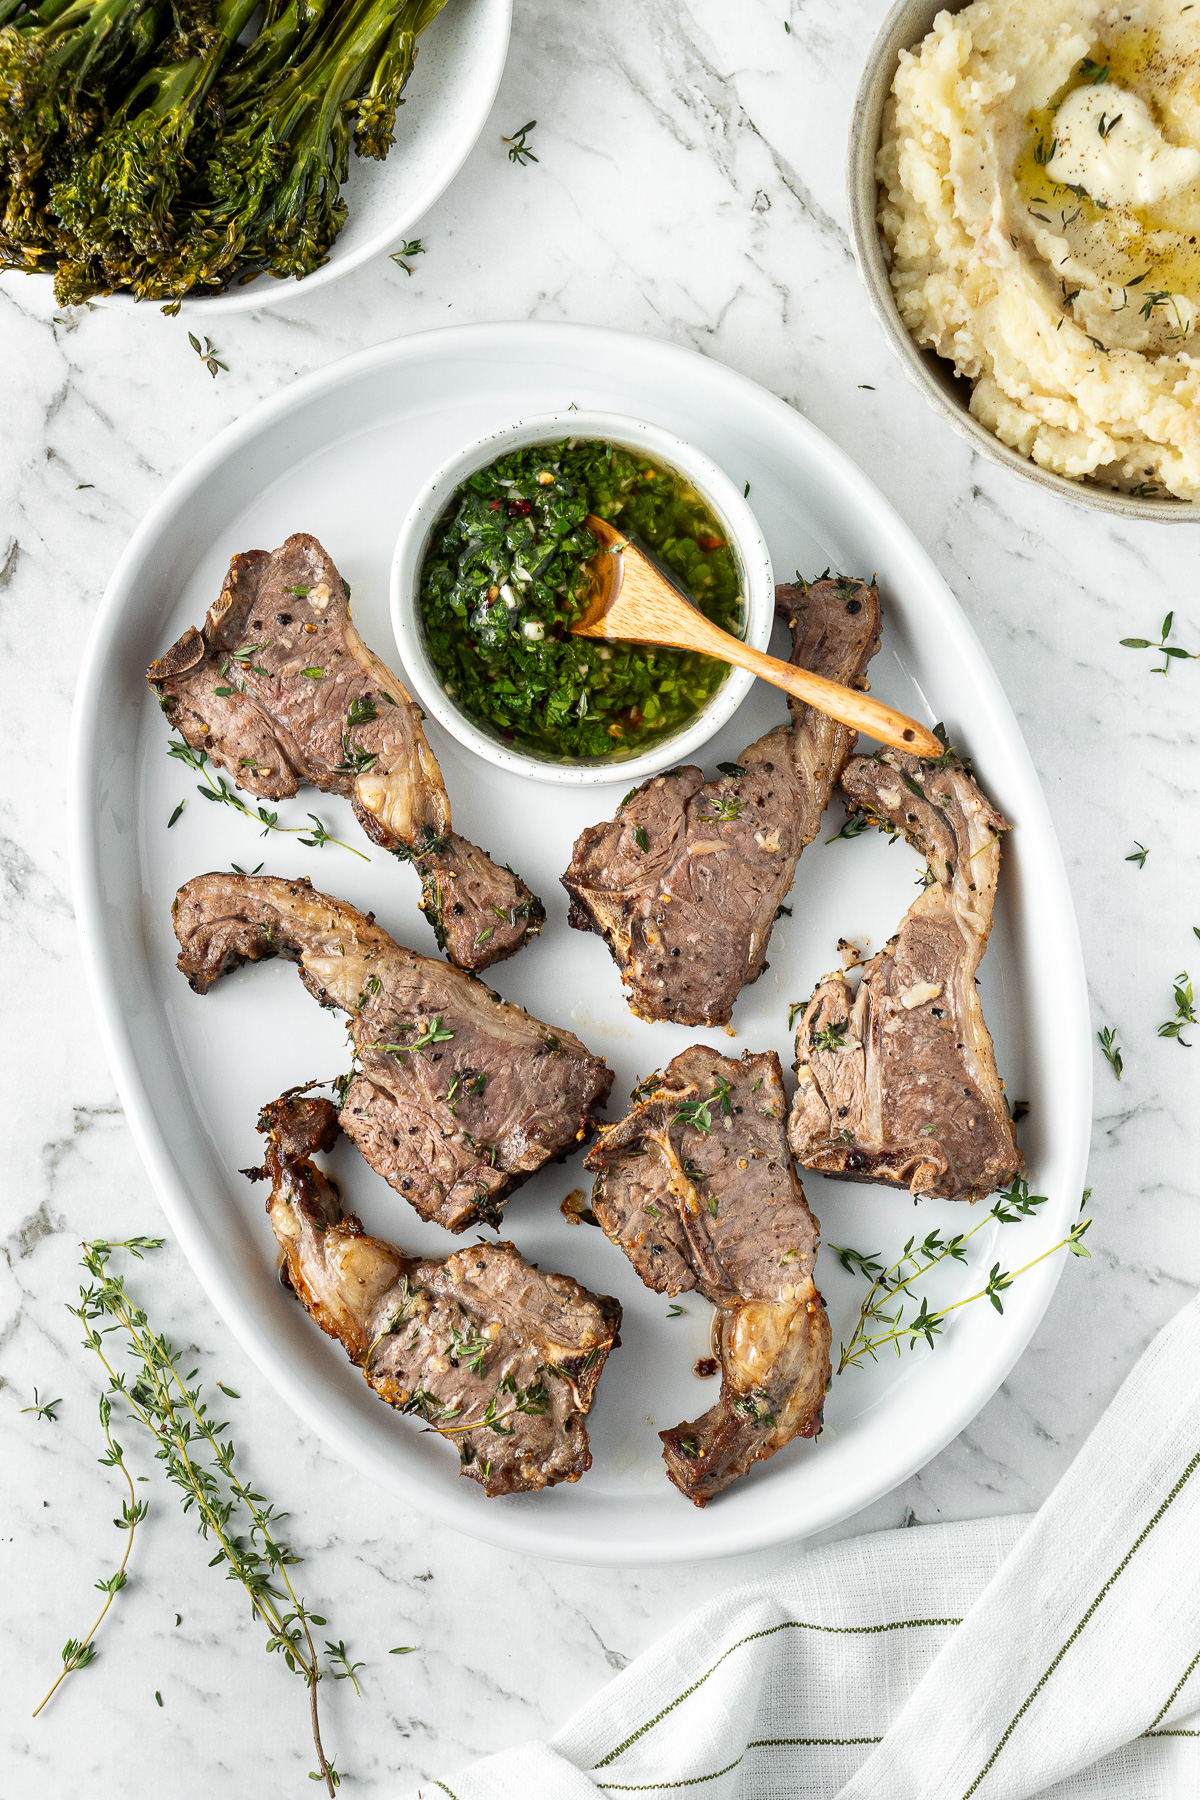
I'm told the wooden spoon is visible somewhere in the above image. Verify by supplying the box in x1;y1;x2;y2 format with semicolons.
571;514;942;760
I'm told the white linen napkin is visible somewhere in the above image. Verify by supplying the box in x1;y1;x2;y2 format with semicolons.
405;1293;1200;1800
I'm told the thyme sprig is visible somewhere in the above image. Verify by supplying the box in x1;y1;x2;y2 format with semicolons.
1120;612;1198;675
389;238;425;275
1125;842;1149;869
672;1097;713;1134
33;1370;146;1716
38;1238;354;1795
502;119;538;165
1157;970;1195;1047
167;738;367;860
1097;1025;1123;1079
337;696;378;776
188;332;228;378
830;1179;1092;1374
826;811;870;844
21;1388;62;1420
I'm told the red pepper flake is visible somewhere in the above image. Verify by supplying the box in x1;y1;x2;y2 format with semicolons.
488;499;502;511
507;499;532;517
698;535;726;551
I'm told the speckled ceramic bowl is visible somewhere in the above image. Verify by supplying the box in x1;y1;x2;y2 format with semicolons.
848;0;1199;521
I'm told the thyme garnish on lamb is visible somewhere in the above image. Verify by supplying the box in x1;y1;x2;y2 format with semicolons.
167;738;367;860
336;695;379;776
830;1179;1092;1374
35;1238;354;1795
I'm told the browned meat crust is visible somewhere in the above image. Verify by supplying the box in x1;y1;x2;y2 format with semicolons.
173;873;612;1231
585;1047;831;1506
788;749;1023;1203
255;1092;620;1496
560;578;882;1025
148;533;543;971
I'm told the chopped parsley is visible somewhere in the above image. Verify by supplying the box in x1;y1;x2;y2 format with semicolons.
418;439;744;762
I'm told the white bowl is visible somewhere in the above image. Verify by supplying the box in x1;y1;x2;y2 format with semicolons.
0;0;511;318
388;408;775;786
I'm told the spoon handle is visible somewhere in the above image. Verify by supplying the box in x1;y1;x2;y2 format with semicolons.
675;607;943;760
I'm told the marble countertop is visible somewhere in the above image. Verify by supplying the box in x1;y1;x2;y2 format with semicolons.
2;0;1198;1792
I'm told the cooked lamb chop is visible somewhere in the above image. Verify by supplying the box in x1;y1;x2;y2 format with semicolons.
788;749;1022;1203
561;577;882;1026
254;1091;620;1496
148;533;543;972
584;1047;830;1506
173;873;612;1231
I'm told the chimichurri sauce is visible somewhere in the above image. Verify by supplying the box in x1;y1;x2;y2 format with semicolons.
418;438;745;762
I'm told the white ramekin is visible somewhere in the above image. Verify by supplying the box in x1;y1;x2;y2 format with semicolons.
388;409;775;787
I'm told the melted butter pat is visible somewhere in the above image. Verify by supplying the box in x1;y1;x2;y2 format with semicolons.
1047;84;1200;208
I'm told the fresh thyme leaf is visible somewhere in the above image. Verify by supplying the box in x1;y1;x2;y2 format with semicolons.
502;119;538;164
809;1019;849;1054
787;1000;806;1032
167;800;186;828
1125;841;1149;869
717;762;746;777
216;1382;240;1398
390;1644;418;1655
672;1097;713;1133
1121;612;1198;675
410;1016;454;1053
705;795;743;822
447;1322;490;1376
325;1639;365;1696
188;332;227;378
21;1388;63;1422
634;825;649;853
337;695;379;775
1157;970;1195;1046
1097;1025;1123;1080
390;238;426;275
302;667;324;680
826;812;869;844
711;1075;734;1117
667;1304;686;1317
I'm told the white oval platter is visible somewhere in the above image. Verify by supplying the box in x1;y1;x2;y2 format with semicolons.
3;0;511;318
69;321;1091;1564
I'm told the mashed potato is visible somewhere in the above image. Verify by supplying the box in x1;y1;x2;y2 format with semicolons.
878;1;1200;499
